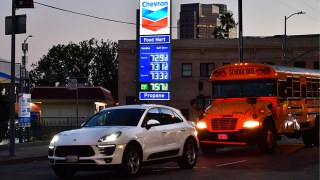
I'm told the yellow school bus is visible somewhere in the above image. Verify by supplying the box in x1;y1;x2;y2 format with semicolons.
196;63;320;153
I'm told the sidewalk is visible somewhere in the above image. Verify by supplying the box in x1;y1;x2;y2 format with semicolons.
0;141;49;165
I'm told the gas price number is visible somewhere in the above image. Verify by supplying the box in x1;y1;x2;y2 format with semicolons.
150;71;168;80
141;83;169;91
150;62;168;71
150;53;169;80
150;54;168;62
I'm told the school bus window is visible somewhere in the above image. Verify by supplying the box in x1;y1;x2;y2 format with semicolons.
318;79;320;98
213;79;276;98
306;78;312;98
286;77;293;97
293;77;300;98
313;78;320;98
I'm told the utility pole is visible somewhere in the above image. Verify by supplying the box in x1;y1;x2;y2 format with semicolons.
8;0;34;156
9;0;17;157
238;0;243;63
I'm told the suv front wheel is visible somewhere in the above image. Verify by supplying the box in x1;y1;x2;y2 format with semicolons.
121;144;141;178
177;138;198;169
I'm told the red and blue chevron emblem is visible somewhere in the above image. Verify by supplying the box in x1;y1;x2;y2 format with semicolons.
142;6;168;31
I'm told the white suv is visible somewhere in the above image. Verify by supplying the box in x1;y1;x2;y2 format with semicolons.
48;104;198;178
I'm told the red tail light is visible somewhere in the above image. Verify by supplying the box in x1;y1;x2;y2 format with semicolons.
263;68;270;74
213;71;226;77
220;71;226;77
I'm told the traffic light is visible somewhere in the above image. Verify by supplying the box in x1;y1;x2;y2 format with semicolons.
15;0;34;9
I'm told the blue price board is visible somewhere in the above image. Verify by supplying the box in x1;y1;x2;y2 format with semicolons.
139;44;171;83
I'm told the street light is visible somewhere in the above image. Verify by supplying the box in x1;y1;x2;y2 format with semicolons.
284;11;305;65
22;35;32;93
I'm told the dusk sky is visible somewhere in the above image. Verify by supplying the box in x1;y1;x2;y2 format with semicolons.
0;0;319;70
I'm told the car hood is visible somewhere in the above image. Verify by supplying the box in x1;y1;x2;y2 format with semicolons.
50;126;134;146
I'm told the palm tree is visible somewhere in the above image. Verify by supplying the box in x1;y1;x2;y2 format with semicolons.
212;12;236;39
212;26;224;39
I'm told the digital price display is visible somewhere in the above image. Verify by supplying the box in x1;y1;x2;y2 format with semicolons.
140;83;169;91
139;44;171;82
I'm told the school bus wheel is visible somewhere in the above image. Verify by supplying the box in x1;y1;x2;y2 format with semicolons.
301;130;313;147
313;115;319;147
258;121;276;153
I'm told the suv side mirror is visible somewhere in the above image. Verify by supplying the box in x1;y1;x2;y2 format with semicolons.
146;119;160;130
80;122;86;127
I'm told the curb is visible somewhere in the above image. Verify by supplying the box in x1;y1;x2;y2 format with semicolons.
0;141;49;165
0;155;48;165
0;141;49;150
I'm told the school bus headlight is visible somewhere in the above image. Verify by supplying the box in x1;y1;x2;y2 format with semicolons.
196;121;207;129
243;120;260;128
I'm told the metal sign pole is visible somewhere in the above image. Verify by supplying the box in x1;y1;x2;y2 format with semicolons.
9;0;16;157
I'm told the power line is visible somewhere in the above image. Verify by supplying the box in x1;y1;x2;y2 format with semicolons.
274;0;319;22
34;2;179;28
299;0;320;14
34;2;136;26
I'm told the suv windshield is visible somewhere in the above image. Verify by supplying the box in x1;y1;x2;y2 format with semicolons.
213;79;276;98
83;109;145;127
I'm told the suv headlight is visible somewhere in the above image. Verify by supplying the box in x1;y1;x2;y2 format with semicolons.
50;134;60;144
98;131;122;142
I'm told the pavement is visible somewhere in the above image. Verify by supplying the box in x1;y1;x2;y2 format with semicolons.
0;141;49;165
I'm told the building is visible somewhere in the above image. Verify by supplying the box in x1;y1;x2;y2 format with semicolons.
0;59;21;86
30;87;115;139
118;35;320;122
178;3;237;39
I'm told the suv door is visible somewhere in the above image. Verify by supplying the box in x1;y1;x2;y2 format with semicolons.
140;108;165;160
158;108;185;153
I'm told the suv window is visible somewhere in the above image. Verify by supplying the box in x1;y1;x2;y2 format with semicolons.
84;109;145;127
172;111;184;123
142;108;161;127
159;108;183;125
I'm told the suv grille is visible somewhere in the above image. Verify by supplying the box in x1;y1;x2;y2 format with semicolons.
55;145;95;157
211;118;237;130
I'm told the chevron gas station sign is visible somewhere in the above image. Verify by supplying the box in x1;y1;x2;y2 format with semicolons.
139;0;171;101
140;0;171;35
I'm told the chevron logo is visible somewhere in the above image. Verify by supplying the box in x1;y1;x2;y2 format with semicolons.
141;2;169;32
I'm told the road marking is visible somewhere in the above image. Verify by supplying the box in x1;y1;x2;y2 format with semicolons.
286;139;299;142
216;160;247;167
217;148;231;151
297;146;318;152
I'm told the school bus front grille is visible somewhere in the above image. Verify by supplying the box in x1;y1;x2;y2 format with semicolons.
211;118;238;130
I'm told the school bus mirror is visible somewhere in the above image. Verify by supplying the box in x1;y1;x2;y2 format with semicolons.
279;92;287;99
246;97;257;105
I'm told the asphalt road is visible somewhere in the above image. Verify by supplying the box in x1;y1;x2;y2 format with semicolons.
0;137;318;180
